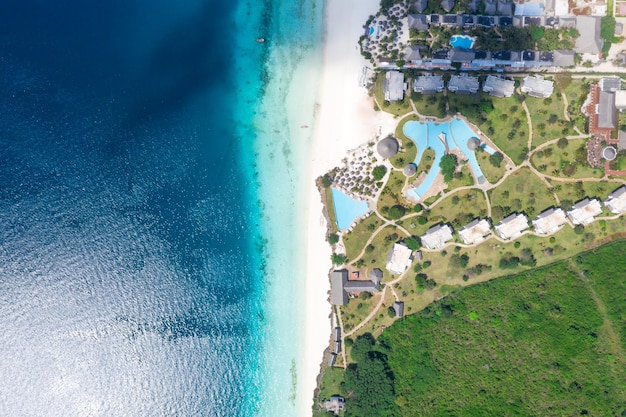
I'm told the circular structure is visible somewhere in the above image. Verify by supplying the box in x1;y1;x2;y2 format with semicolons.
377;137;399;159
403;163;417;177
603;146;617;161
466;137;480;151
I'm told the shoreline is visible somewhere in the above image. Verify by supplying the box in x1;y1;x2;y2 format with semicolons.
299;0;396;414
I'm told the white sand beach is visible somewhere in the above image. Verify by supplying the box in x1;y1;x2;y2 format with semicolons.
298;0;396;415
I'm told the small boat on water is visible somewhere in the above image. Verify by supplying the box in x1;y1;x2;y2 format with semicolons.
255;38;265;43
300;125;308;128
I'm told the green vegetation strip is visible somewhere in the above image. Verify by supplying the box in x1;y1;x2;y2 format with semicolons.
322;241;626;416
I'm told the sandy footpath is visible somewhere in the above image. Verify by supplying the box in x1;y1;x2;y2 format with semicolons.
298;0;396;415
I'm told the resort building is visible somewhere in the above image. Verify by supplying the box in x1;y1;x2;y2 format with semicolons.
600;77;621;92
448;74;479;94
324;396;345;414
421;224;454;249
328;353;337;366
497;1;514;15
386;243;414;275
597;90;617;129
413;74;444;94
333;327;341;342
407;14;429;31
441;0;455;12
494;213;529;240
604;186;626;214
329;268;383;306
393;301;405;318
567;198;603;225
574;16;603;56
482;75;515;98
458;218;491;245
383;71;406;102
330;270;349;305
414;0;428;13
404;46;423;64
552;50;575;67
521;75;554;98
532;207;567;235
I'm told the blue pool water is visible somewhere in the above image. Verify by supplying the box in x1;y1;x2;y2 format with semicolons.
331;188;370;230
450;35;475;49
404;118;485;200
369;26;375;36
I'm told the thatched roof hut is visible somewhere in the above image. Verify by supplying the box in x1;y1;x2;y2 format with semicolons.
377;137;399;158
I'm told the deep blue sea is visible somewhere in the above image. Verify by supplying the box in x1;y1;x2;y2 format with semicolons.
0;1;323;416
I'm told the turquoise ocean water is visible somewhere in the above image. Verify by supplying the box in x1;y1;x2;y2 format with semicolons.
0;1;323;416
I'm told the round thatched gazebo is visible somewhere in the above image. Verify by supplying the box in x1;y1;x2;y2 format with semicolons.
403;163;417;177
467;137;480;151
603;146;617;161
377;137;399;159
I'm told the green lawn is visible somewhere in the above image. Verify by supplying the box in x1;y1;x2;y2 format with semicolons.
476;148;506;184
562;79;590;133
460;93;529;165
531;138;604;179
343;214;384;261
445;162;474;190
411;92;447;118
524;94;570;147
428;188;488;230
415;148;435;176
377;170;411;219
391;115;420;168
324;185;338;234
549;179;619;209
359;225;410;272
487;167;558;222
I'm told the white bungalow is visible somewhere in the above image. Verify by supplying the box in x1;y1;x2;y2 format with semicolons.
532;208;567;235
458;219;491;244
494;213;529;240
385;243;413;275
421;224;453;249
567;198;603;225
605;186;626;214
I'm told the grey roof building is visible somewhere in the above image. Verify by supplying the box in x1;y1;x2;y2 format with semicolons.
600;77;621;92
413;74;445;94
421;224;454;249
377;137;399;158
450;49;476;63
521;75;554;98
605;186;626;214
415;0;428;12
324;396;345;413
567;198;603;225
328;352;337;366
482;75;515;98
484;0;497;14
330;270;349;305
497;1;514;15
467;0;480;12
574;16;603;55
408;14;430;31
369;268;383;287
552;50;575;67
404;163;417;176
441;0;455;12
559;16;576;28
532;207;567;235
598;91;617;129
334;341;341;354
383;71;406;101
344;279;379;293
494;213;529;240
333;327;341;342
393;301;405;318
448;74;480;94
405;46;423;63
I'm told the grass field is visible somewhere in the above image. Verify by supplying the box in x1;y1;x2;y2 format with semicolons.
531;138;604;179
548;179;620;209
562;79;590;133
428;188;488;230
358;225;410;270
411;92;447;118
377;170;410;218
415;148;436;176
460;94;529;165
379;241;626;416
391;115;419;168
524;94;569;147
476;148;507;184
343;213;384;261
487;167;557;223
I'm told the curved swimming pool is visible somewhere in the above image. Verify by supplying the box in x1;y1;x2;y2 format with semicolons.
331;188;369;230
